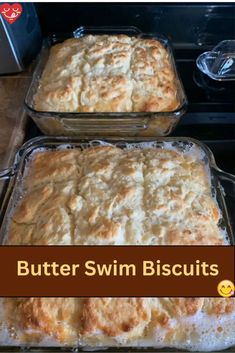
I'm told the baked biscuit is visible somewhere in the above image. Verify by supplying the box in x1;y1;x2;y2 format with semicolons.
8;146;225;246
13;298;82;343
80;74;133;112
4;144;234;350
35;35;179;113
203;298;235;315
81;298;151;340
159;298;204;317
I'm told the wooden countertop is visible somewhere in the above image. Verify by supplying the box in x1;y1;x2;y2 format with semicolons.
0;71;32;195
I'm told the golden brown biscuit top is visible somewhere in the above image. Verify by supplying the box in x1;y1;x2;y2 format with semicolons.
8;146;224;246
81;298;151;338
4;145;234;349
34;35;179;112
4;296;235;348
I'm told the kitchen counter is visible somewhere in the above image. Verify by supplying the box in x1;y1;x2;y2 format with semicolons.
0;72;31;195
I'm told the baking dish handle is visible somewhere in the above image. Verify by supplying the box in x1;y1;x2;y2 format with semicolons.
0;167;16;180
213;167;235;184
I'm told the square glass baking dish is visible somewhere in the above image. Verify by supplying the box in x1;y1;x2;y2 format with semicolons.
24;26;188;137
0;136;234;353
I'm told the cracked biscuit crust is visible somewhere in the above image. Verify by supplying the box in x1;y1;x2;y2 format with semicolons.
5;146;234;347
35;35;179;113
8;146;224;246
81;298;151;340
5;298;82;343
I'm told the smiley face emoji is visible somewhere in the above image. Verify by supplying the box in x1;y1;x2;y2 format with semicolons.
217;280;234;297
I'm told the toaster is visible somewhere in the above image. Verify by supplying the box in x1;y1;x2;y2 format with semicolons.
0;3;42;74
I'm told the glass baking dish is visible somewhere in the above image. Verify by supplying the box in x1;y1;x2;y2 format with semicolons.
24;26;188;137
196;40;235;81
0;136;234;353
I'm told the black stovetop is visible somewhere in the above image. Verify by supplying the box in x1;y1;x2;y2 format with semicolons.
170;49;235;142
176;50;235;113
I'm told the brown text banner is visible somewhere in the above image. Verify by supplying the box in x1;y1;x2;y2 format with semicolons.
0;246;234;297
